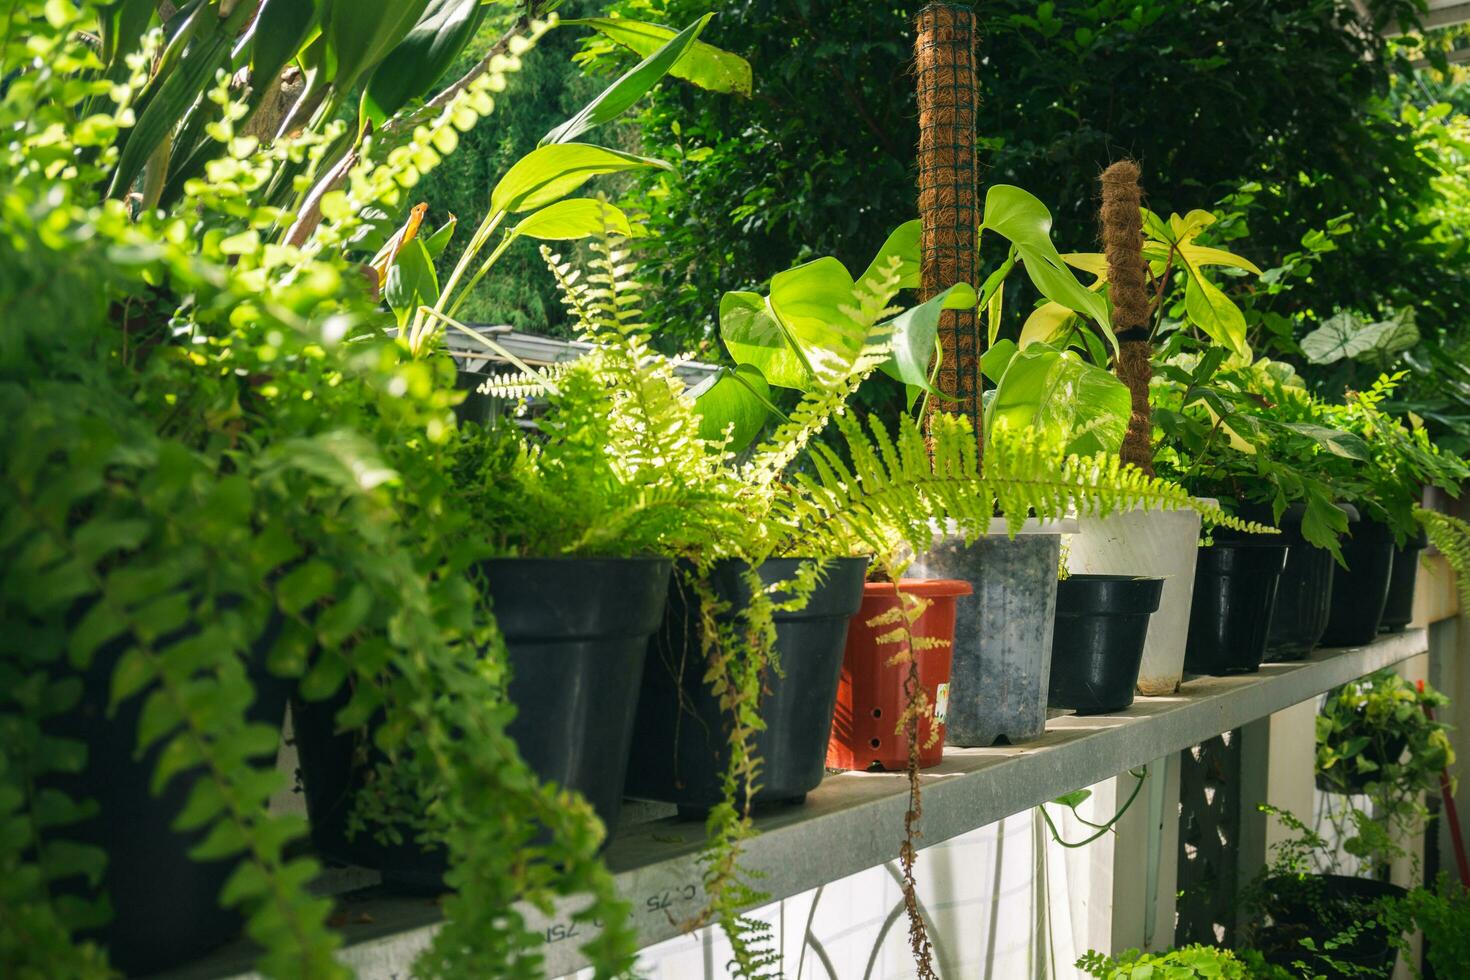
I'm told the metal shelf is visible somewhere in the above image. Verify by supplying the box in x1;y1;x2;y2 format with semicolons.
163;629;1428;980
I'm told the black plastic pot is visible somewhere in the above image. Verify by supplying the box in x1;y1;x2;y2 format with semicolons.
1047;575;1164;715
1183;539;1289;675
1320;520;1397;648
1379;530;1427;633
1265;504;1357;662
625;557;867;817
295;556;671;891
42;621;289;976
1255;874;1404;977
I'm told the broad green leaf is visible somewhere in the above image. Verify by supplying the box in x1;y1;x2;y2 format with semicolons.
858;219;922;292
1181;262;1249;357
490;143;671;213
384;239;438;328
1303;309;1420;365
1173;242;1262;275
877;283;976;393
690;364;773;451
321;0;429;91
544;15;712;145
982;185;1112;335
986;344;1130;456
250;0;319;107
567;17;752;96
1019;302;1075;348
362;0;484;129
986;278;1005;347
1278;422;1371;459
510;199;633;241
422;214;456;258
1062;252;1108;278
719;290;809;390
980;338;1018;384
1168;209;1216;242
767;257;866;383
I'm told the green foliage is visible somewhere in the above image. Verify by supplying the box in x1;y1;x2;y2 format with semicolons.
1416;507;1470;610
1394;877;1470;978
0;4;642;977
1315;670;1453;869
1155;366;1469;553
1077;943;1292;979
579;0;1467;378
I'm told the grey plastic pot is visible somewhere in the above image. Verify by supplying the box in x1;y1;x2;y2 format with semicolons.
910;518;1071;746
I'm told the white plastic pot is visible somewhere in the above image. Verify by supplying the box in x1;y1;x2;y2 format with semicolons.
1064;506;1205;696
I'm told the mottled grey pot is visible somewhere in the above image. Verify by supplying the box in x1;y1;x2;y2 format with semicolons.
911;525;1063;746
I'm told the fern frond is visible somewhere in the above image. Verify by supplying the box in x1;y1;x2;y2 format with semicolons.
740;262;901;489
1416;508;1470;611
477;362;570;400
770;414;1272;559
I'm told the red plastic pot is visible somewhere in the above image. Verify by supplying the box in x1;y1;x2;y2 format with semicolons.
827;579;972;772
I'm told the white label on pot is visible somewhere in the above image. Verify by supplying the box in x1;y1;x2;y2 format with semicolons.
934;683;950;724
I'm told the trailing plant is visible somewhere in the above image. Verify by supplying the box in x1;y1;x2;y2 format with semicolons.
1039;769;1147;850
1077;943;1293;979
1315;670;1453;872
1389;876;1470;978
1244;806;1406;978
0;4;656;977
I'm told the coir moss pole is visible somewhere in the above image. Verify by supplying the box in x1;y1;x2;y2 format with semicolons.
915;4;981;452
1100;160;1154;475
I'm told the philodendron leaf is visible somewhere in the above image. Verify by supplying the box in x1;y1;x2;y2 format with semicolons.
767;256;866;384
361;0;485;129
983;185;1112;335
1053;789;1092;808
690;364;773;451
1182;265;1250;358
877;282;977;394
719;290;809;390
510;199;633;241
858;219;922;293
567;17;753;95
1019;302;1076;349
985;343;1130;456
544;15;712;145
490;144;672;213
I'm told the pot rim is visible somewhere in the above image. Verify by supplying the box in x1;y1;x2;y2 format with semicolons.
863;578;974;598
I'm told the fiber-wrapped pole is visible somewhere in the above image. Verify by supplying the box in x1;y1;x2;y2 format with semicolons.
1100;161;1154;476
915;4;981;454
